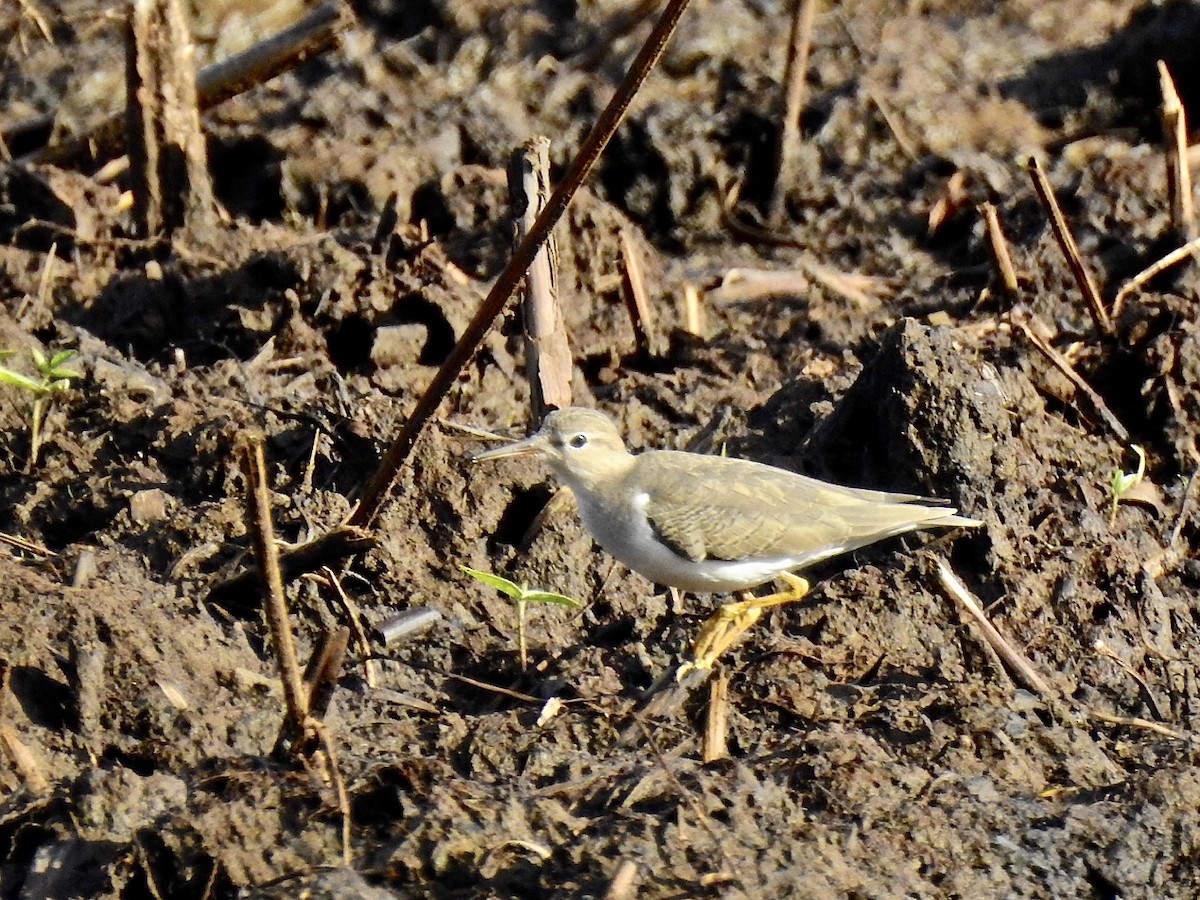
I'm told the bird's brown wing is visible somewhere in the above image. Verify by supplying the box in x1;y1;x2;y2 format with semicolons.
638;451;960;563
638;452;844;562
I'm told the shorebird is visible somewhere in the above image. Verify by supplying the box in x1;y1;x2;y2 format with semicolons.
474;408;980;675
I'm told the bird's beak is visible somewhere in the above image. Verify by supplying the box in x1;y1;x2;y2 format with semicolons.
471;432;547;463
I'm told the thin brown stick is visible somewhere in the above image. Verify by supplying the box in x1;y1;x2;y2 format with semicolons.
979;202;1019;300
1094;638;1166;722
618;231;660;356
24;2;346;166
315;567;378;688
1111;234;1200;316
1026;156;1113;335
771;0;818;223
315;723;353;866
0;532;52;556
346;0;695;529
934;556;1052;697
1088;709;1190;741
301;627;349;722
206;524;376;608
240;438;309;733
509;136;572;420
1010;311;1130;442
702;672;730;763
1158;61;1195;240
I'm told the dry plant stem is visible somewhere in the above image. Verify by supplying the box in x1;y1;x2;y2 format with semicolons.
301;627;349;722
1011;311;1130;443
347;0;696;529
126;0;217;237
770;0;818;223
979;202;1019;299
0;532;52;556
1094;638;1165;721
240;439;309;733
25;2;345;166
508;136;572;421
1111;234;1200;316
618;231;660;356
682;283;705;337
206;524;376;607
934;556;1052;697
1088;709;1189;741
703;672;730;763
1026;156;1113;336
1158;61;1196;240
318;567;378;687
0;719;48;794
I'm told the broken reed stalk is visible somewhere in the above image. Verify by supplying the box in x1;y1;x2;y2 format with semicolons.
1010;310;1130;442
126;0;217;237
1112;234;1200;316
24;2;345;166
618;231;661;357
770;0;818;223
934;556;1052;697
347;0;696;529
1026;156;1113;336
682;283;706;337
1158;61;1196;240
240;438;309;736
979;202;1019;300
702;671;730;763
508;136;573;422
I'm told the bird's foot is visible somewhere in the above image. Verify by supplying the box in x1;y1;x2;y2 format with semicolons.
676;573;810;681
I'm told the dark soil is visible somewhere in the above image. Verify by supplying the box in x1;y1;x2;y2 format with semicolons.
3;1;1200;897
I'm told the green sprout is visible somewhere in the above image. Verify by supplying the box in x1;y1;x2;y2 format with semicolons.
0;348;80;468
1110;444;1146;524
461;565;580;670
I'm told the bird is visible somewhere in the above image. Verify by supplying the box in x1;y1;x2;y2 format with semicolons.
473;407;981;676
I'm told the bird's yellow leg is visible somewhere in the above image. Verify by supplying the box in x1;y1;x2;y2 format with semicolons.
678;573;810;680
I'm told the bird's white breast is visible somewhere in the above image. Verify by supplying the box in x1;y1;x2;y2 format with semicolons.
573;488;803;594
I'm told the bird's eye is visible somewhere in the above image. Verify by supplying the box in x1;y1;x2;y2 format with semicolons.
568;433;588;449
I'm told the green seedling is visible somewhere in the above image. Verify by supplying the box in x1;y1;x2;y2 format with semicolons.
461;565;580;670
0;348;80;468
1110;443;1146;524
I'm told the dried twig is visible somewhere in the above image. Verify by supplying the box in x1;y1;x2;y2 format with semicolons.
346;0;696;529
979;202;1019;300
509;136;572;420
1010;310;1130;442
0;532;52;557
1158;61;1195;240
934;556;1052;697
1094;639;1166;722
125;0;217;236
1088;710;1190;741
1111;234;1200;317
702;672;730;763
240;438;309;737
1026;156;1113;335
619;231;661;357
681;283;706;337
771;0;818;222
315;568;377;686
206;524;376;609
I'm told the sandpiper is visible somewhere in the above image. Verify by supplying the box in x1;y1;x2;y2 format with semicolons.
474;407;980;675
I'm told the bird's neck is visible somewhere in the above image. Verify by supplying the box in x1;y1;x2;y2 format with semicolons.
554;451;637;498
